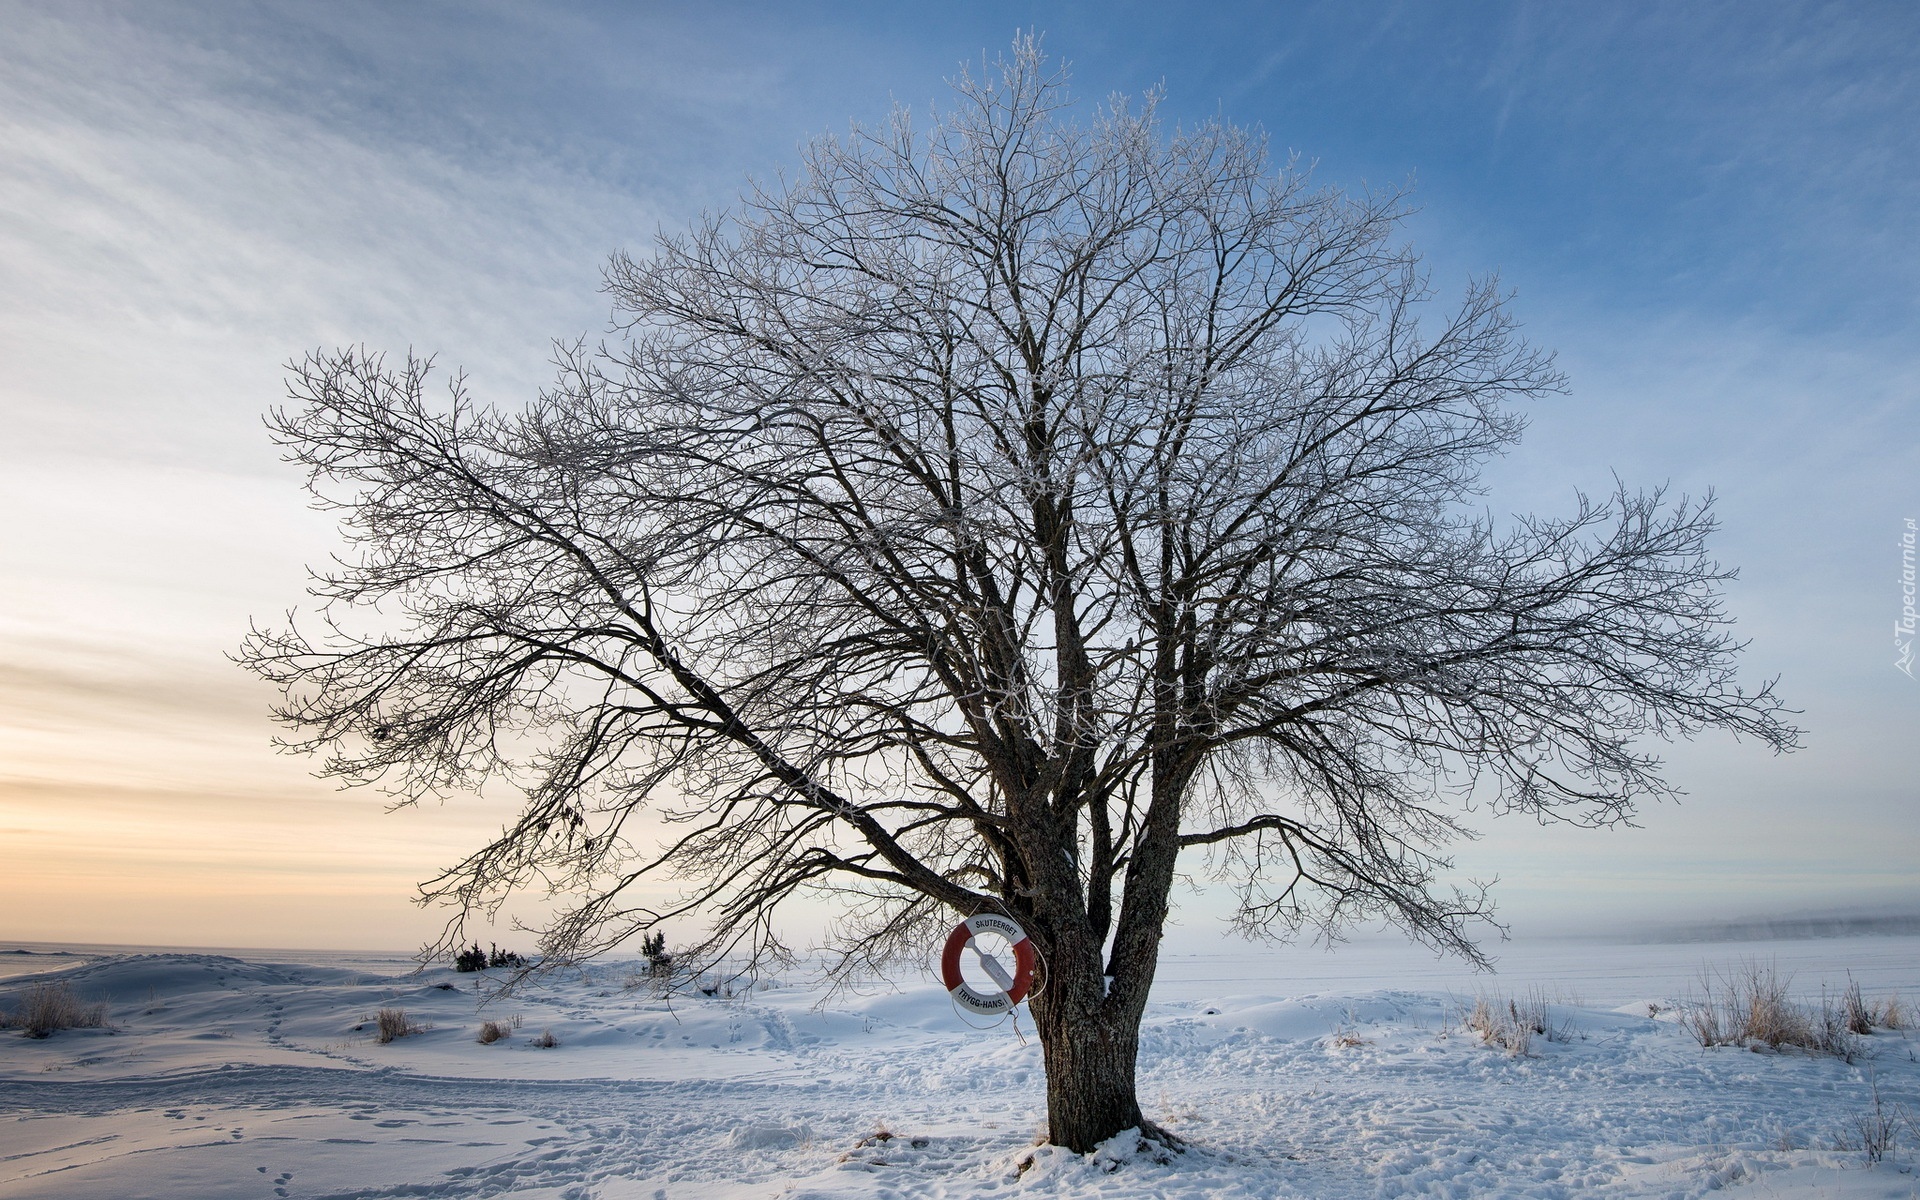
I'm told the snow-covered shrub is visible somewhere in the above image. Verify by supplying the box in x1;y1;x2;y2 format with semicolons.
375;1007;426;1043
4;981;108;1038
477;1020;511;1044
531;1028;559;1048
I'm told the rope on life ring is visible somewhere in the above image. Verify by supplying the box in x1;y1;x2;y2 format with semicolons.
940;912;1036;1016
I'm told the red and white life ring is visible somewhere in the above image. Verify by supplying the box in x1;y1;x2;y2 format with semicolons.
940;912;1036;1015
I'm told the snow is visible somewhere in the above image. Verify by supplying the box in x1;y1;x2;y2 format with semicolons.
3;936;1918;1198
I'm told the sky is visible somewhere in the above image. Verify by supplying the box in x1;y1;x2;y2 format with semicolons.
1;0;1915;953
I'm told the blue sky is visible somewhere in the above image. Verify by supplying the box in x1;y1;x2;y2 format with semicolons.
1;1;1914;949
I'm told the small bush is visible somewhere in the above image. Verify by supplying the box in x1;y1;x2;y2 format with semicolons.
454;943;527;972
531;1028;559;1048
6;981;108;1038
375;1007;427;1044
1813;994;1859;1060
642;930;673;977
1838;1072;1906;1164
477;1020;511;1044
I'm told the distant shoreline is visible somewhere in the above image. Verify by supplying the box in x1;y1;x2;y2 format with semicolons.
0;939;419;958
1633;913;1920;943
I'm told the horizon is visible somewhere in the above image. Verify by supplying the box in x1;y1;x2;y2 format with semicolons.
11;901;1920;965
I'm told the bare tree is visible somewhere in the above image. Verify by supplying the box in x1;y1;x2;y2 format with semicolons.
241;39;1798;1152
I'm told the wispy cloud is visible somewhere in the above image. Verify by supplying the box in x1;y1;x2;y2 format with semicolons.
0;8;652;468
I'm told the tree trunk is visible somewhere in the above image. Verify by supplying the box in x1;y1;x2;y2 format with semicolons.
1028;958;1152;1152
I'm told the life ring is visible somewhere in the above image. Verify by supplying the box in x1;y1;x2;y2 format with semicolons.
940;912;1036;1015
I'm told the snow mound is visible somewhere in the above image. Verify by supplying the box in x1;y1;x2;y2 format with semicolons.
0;953;382;1003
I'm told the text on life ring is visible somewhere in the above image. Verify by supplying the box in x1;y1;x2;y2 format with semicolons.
940;913;1036;1015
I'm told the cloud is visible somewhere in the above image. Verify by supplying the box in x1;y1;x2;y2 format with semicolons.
0;6;649;471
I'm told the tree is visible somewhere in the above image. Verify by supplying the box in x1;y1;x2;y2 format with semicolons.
241;39;1798;1152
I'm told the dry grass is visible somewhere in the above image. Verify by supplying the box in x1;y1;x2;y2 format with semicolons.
1681;960;1859;1060
476;1012;524;1043
1854;1074;1901;1164
374;1007;428;1044
1843;980;1875;1036
2;981;109;1038
1878;992;1908;1030
1461;989;1568;1056
531;1028;559;1048
1466;996;1533;1056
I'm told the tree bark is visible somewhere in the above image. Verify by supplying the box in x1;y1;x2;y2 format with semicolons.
1026;937;1167;1152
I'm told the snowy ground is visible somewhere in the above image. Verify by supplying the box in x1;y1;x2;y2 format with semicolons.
2;935;1918;1199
